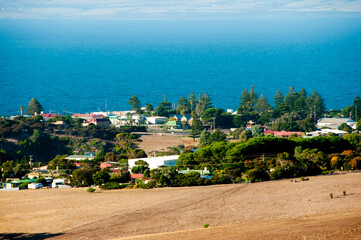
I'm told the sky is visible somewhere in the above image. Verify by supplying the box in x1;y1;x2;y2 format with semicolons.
1;0;361;19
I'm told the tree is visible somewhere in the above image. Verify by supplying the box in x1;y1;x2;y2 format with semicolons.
274;89;284;108
190;111;203;142
154;105;169;117
255;94;271;113
145;103;154;114
294;89;308;118
26;98;43;115
338;123;352;133
209;129;227;143
284;86;298;111
128;94;141;113
131;160;149;174
249;85;258;109
239;89;252;113
307;90;326;121
196;93;212;116
69;168;94;187
189;92;197;112
159;94;173;112
176;96;191;115
93;169;111;186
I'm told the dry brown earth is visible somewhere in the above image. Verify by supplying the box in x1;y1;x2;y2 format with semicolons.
135;132;198;154
1;172;361;240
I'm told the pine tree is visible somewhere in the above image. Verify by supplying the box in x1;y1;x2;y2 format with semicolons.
239;89;252;113
274;89;284;108
284;86;298;111
249;85;258;109
190;111;203;142
26;98;43;115
307;90;326;120
255;94;271;113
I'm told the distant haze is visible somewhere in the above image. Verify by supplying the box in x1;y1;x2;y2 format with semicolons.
1;0;361;20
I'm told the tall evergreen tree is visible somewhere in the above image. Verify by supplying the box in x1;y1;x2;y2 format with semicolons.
274;89;284;108
249;85;258;109
284;86;298;111
294;89;308;118
255;94;271;113
307;90;326;120
26;98;43;115
190;111;203;142
239;89;252;113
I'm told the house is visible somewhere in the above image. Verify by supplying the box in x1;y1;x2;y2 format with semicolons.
177;167;212;179
164;120;182;129
169;114;184;120
305;129;349;137
130;173;144;180
2;179;36;190
27;170;62;179
28;183;43;189
71;113;93;121
82;118;110;128
65;153;95;161
128;155;179;172
41;113;62;121
52;178;70;188
317;117;357;130
100;162;120;171
264;130;303;137
146;116;169;125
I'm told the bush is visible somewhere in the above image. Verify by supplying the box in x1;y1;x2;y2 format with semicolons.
343;190;346;196
87;187;96;192
329;193;333;198
203;223;209;228
100;182;128;190
19;181;30;189
245;167;270;182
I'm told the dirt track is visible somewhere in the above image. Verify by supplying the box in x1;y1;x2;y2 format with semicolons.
1;172;361;240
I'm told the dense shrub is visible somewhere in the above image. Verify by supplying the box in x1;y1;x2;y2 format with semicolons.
100;182;128;190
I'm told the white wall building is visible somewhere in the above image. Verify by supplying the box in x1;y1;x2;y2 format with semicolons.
317;117;357;130
128;155;179;172
146;116;169;125
304;129;349;137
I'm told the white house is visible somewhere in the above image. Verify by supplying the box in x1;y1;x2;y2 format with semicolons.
65;153;95;161
146;116;169;125
304;129;349;137
317;117;357;130
128;155;179;172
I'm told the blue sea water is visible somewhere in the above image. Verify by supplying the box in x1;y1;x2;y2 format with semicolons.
0;18;361;116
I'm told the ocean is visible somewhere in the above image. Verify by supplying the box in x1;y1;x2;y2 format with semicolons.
0;18;361;116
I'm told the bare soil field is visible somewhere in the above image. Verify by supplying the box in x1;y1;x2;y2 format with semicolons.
1;172;361;240
135;132;198;154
